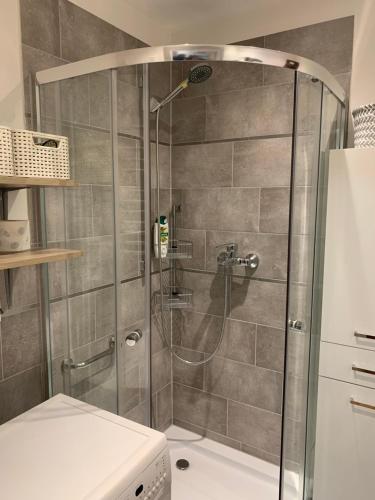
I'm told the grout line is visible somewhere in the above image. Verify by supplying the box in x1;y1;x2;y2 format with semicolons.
0;362;43;384
173;133;292;147
174;381;283;417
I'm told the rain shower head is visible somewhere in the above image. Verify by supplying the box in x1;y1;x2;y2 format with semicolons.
151;63;213;113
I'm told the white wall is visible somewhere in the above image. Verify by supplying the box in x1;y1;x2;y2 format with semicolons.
0;0;25;129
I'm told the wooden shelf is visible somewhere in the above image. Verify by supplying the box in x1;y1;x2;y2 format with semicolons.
0;175;79;189
0;248;83;270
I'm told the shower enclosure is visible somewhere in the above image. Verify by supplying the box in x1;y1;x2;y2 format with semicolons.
35;45;346;500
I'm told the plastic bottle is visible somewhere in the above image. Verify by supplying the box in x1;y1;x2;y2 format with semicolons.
154;216;169;258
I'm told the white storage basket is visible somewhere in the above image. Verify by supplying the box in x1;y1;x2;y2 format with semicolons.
352;104;375;148
12;129;70;179
0;127;15;175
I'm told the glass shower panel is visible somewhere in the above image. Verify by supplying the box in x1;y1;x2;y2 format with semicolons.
115;65;150;426
42;71;118;414
280;73;323;500
280;75;345;500
303;86;344;500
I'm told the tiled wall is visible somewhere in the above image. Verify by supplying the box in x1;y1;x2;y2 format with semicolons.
170;17;354;464
0;0;174;428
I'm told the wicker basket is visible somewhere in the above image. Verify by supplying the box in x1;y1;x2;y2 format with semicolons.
352;104;375;148
0;127;15;175
11;129;70;179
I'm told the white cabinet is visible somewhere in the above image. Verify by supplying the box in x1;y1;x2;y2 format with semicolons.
314;149;375;500
321;149;375;350
314;378;375;500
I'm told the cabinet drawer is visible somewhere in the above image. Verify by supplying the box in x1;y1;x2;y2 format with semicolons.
320;341;375;389
314;377;375;500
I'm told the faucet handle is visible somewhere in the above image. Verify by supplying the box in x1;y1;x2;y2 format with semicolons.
216;242;238;257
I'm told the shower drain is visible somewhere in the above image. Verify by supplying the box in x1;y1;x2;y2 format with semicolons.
176;458;190;470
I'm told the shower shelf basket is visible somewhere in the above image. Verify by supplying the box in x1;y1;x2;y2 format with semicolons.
166;239;192;260
155;286;193;310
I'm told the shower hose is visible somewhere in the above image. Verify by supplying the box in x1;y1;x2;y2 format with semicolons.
155;109;230;366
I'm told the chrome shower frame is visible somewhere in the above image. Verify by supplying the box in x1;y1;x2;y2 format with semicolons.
35;44;345;103
35;43;346;500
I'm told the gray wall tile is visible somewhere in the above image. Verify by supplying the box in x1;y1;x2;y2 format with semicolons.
173;347;204;389
180;188;260;232
173;383;227;435
118;80;143;138
65;186;93;239
67;237;114;294
228;400;282;456
172;142;232;188
256;325;285;372
92;185;114;237
59;0;139;61
50;300;68;359
175;228;206;271
180;271;225;317
172;97;206;144
177;310;223;353
20;0;60;56
264;17;354;77
120;278;145;327
1;309;41;378
89;72;111;129
173;418;242;451
155;383;172;431
206;357;283;413
68;292;96;349
233;137;292;187
95;287;116;339
217;319;256;364
231;279;286;329
119;137;141;187
0;366;43;424
61;76;90;125
260;187;290;234
206;84;293;141
68;126;112;185
152;348;171;393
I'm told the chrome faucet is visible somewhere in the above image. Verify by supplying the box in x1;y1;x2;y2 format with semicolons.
216;243;259;270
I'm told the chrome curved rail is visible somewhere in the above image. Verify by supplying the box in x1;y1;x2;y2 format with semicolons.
36;44;345;103
62;336;115;371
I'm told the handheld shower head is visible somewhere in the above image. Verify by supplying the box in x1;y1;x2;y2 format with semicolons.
151;64;212;112
188;64;213;84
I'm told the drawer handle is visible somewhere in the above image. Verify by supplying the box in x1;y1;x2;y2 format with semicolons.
350;398;375;412
352;364;375;376
354;331;375;341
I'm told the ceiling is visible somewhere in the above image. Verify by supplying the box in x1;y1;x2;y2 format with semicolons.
125;0;283;34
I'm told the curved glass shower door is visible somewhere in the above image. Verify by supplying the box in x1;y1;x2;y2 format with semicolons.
280;74;345;500
39;67;151;424
36;43;346;500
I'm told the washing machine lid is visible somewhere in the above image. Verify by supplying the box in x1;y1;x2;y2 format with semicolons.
0;394;166;500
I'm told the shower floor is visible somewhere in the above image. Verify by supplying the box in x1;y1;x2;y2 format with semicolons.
166;425;296;500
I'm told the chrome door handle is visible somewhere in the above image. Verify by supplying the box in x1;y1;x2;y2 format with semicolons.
125;329;143;347
352;364;375;376
354;331;375;341
350;398;375;412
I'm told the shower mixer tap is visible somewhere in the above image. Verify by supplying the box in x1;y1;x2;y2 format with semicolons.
216;243;259;270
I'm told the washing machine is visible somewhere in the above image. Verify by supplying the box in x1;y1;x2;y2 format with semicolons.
0;394;171;500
